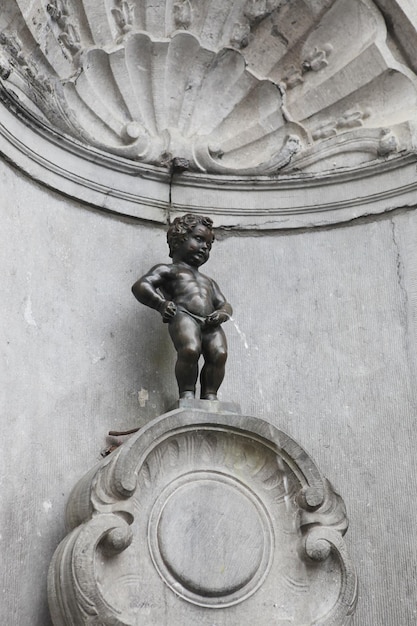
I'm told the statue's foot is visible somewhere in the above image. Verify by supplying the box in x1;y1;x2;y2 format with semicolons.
179;391;195;399
201;393;218;401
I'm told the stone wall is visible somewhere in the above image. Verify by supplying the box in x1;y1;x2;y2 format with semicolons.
1;156;417;624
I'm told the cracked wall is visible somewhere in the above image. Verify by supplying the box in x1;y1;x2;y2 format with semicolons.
1;156;417;624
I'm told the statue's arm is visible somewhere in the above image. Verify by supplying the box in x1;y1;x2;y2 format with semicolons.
206;279;233;325
132;265;175;321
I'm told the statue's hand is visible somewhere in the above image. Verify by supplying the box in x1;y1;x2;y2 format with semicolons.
206;310;230;326
159;301;177;323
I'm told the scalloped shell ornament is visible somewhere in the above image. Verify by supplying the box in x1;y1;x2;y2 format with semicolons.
60;31;305;173
1;0;417;174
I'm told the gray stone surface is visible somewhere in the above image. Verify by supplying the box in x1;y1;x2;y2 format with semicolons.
1;0;417;230
1;157;417;623
48;404;355;625
2;0;415;175
177;398;241;413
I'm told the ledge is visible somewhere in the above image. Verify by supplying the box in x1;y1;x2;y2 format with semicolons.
1;89;417;230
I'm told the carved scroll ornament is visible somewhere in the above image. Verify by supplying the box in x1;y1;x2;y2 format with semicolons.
48;404;357;625
0;0;416;176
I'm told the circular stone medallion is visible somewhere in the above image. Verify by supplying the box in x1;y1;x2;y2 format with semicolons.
148;472;274;607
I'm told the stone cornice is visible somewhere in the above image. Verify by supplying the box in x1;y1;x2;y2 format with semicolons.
1;85;417;229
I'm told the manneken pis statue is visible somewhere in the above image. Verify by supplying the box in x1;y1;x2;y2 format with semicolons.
132;214;232;400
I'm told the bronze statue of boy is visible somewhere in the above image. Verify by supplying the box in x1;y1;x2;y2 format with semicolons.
132;214;232;400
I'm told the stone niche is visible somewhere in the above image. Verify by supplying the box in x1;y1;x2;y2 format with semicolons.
1;0;417;228
48;402;357;625
3;1;415;624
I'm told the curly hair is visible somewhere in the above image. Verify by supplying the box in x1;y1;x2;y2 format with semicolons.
167;214;214;258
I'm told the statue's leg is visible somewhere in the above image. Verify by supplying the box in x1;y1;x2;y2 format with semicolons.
200;327;228;400
168;313;202;398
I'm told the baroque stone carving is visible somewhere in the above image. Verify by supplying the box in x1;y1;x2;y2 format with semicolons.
48;403;357;625
2;81;417;231
47;0;82;57
282;43;333;90
0;0;416;176
111;1;134;39
0;0;417;229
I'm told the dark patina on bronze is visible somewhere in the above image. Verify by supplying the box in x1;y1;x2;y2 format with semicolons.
132;214;232;400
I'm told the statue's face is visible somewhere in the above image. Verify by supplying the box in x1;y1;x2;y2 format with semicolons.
174;224;213;267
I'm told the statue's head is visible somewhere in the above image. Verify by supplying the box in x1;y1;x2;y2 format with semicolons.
167;214;214;259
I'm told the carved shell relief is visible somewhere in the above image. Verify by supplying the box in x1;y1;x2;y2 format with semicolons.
48;406;357;625
1;0;416;175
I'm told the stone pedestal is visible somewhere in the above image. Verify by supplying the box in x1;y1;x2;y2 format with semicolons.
48;402;357;625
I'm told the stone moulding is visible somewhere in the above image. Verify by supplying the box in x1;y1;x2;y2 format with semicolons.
48;404;357;625
1;0;417;229
1;85;417;230
1;0;417;175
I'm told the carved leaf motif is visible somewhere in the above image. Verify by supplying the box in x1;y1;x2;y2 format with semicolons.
112;0;134;35
302;44;333;72
198;433;218;463
262;472;283;491
1;0;416;174
141;461;152;488
47;3;61;20
49;409;357;624
230;21;251;49
111;8;126;30
173;0;192;29
166;439;180;466
312;106;372;141
282;65;304;89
